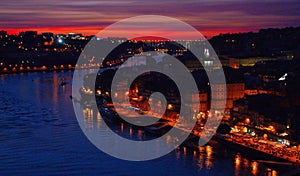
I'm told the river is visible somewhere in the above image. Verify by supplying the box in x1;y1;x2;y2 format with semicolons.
0;71;279;175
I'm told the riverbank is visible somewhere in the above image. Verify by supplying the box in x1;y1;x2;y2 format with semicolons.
98;96;300;169
0;67;74;75
215;133;300;165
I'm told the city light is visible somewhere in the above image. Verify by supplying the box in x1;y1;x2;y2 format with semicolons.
58;38;63;43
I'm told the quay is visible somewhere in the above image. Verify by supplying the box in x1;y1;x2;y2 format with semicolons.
215;133;300;165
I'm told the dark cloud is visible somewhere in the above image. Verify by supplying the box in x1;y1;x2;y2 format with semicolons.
0;0;299;37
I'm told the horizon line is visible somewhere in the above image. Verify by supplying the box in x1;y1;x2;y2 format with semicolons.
1;26;300;40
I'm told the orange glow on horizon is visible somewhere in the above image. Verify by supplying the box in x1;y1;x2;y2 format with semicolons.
1;27;257;39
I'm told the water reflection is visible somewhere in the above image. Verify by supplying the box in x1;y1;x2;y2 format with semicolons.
197;152;204;170
235;154;241;176
205;145;213;169
233;153;279;176
84;104;284;176
82;106;101;130
97;112;101;128
243;158;249;168
120;123;124;132
251;161;258;175
183;146;187;156
129;127;132;137
79;103;281;176
52;73;58;105
2;71;283;175
175;149;181;159
20;73;278;176
137;130;143;140
268;169;278;176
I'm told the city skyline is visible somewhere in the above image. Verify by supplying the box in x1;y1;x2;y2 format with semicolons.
1;1;300;175
1;0;300;38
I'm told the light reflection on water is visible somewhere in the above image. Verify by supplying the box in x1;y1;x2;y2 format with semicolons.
0;72;280;175
82;104;279;176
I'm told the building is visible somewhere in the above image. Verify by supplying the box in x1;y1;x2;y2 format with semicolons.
0;30;7;39
19;31;38;49
191;91;208;113
209;67;245;119
231;96;293;144
226;83;245;109
219;56;239;69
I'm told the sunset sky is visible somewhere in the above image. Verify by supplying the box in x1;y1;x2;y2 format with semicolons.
1;0;299;38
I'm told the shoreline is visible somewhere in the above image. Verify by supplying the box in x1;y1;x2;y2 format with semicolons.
0;66;109;75
99;97;300;166
215;134;300;165
0;68;75;75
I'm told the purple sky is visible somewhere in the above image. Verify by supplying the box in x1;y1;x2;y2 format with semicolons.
1;0;299;37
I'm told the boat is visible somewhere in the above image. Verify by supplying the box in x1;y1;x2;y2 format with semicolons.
59;78;67;86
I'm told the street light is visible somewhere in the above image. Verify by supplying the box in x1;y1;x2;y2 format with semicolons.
245;118;250;125
167;104;173;110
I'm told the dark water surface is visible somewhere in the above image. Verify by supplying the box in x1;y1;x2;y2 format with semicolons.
0;72;279;175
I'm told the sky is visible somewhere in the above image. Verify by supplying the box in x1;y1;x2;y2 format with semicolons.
0;0;299;38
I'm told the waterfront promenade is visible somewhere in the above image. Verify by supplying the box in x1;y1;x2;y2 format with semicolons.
218;133;300;164
110;103;300;165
